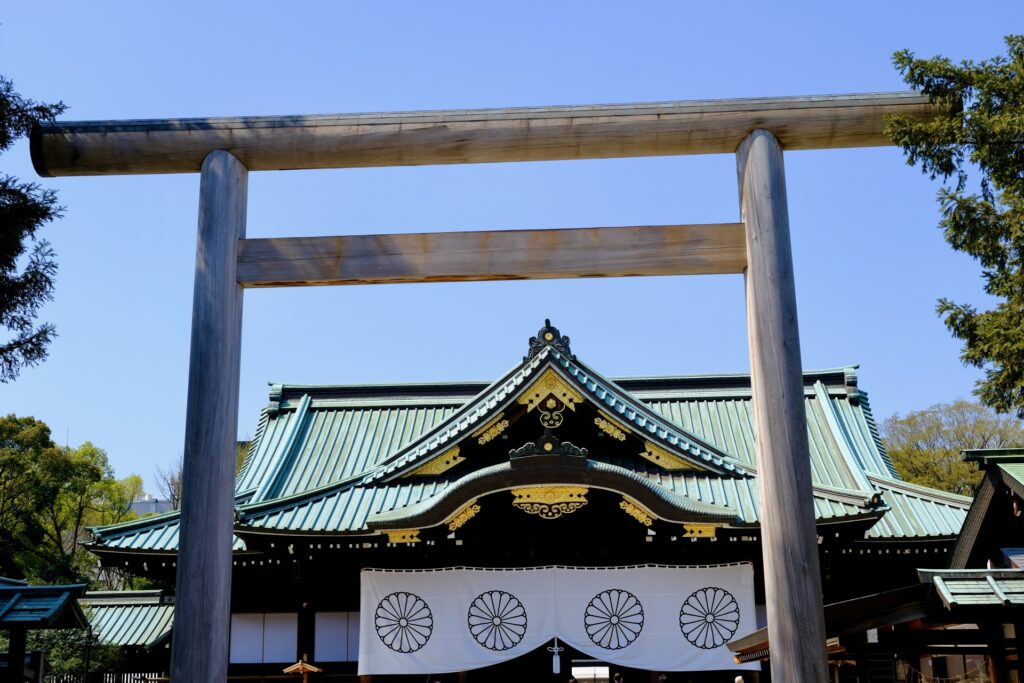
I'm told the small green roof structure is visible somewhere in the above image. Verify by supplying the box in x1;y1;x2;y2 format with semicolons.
0;580;88;630
0;578;88;682
81;591;174;650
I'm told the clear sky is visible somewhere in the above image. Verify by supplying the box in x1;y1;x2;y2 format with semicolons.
1;2;1020;492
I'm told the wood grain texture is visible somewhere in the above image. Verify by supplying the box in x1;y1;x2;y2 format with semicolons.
236;223;746;288
170;151;248;683
737;129;828;681
32;92;935;176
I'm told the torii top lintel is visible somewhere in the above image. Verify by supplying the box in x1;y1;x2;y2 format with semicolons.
31;92;935;177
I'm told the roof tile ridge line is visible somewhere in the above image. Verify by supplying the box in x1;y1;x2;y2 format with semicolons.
251;394;312;503
812;380;876;493
236;470;370;517
584;461;739;517
90;508;183;539
711;463;872;507
235;407;271;492
557;352;746;475
853;390;901;479
364;352;550;481
865;473;973;505
264;366;859;400
617;366;858;390
558;353;729;466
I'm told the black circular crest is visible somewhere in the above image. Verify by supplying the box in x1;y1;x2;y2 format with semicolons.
375;592;433;653
584;588;644;649
467;590;528;651
679;587;740;649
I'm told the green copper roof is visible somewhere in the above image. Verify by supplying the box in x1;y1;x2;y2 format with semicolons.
0;583;88;630
91;510;247;553
919;569;1024;609
82;592;173;649
92;326;970;551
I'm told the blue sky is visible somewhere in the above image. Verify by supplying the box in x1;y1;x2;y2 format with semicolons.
1;2;1020;491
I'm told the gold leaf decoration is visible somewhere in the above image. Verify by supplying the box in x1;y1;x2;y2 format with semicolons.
386;529;421;544
447;499;482;531
595;411;630;441
639;441;704;472
511;486;588;519
405;446;464;476
682;523;720;538
517;368;584;413
619;496;654;526
474;414;510;445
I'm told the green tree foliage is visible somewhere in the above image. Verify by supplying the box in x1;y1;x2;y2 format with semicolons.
0;414;141;584
887;36;1024;416
0;622;124;678
882;400;1024;496
0;76;65;382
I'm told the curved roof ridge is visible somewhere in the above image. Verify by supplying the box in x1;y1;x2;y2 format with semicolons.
237;471;368;518
866;473;973;506
362;350;552;482
366;459;739;530
554;351;747;474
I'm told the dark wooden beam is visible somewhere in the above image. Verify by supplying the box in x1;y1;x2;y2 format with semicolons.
32;92;935;176
236;223;746;288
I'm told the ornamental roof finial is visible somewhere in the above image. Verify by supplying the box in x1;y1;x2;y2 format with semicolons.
525;319;574;360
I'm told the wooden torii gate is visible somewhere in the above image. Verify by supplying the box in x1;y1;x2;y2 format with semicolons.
32;92;935;682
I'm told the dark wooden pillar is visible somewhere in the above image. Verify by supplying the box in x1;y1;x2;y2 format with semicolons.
3;629;26;683
737;129;828;681
170;150;248;683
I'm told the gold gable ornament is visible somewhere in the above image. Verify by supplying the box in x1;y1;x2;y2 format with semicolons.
405;446;464;476
385;529;421;544
517;369;586;429
473;413;510;445
446;499;482;531
511;486;588;519
595;410;630;441
619;496;654;526
682;523;720;539
639;441;704;472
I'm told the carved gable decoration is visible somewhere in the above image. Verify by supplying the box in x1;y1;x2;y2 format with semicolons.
525;319;574;360
517;368;584;414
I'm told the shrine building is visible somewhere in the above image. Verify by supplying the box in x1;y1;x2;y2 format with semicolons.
85;322;971;681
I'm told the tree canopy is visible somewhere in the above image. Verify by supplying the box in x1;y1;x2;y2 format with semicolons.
0;414;141;585
887;36;1024;416
882;400;1024;496
0;76;65;382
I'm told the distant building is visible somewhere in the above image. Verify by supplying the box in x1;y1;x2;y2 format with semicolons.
129;494;174;517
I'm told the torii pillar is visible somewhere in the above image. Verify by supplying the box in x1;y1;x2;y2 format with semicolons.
738;129;828;681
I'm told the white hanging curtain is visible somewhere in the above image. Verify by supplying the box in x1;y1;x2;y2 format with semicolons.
358;563;758;675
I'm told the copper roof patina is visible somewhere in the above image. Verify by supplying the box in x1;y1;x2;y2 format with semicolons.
90;323;970;551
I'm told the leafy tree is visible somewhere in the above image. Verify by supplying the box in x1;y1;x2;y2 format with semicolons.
0;415;52;575
0;76;65;382
0;622;124;678
887;36;1024;416
0;414;141;585
882;400;1024;496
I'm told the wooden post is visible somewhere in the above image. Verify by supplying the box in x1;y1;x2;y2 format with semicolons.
3;629;26;683
737;129;828;681
169;150;248;683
